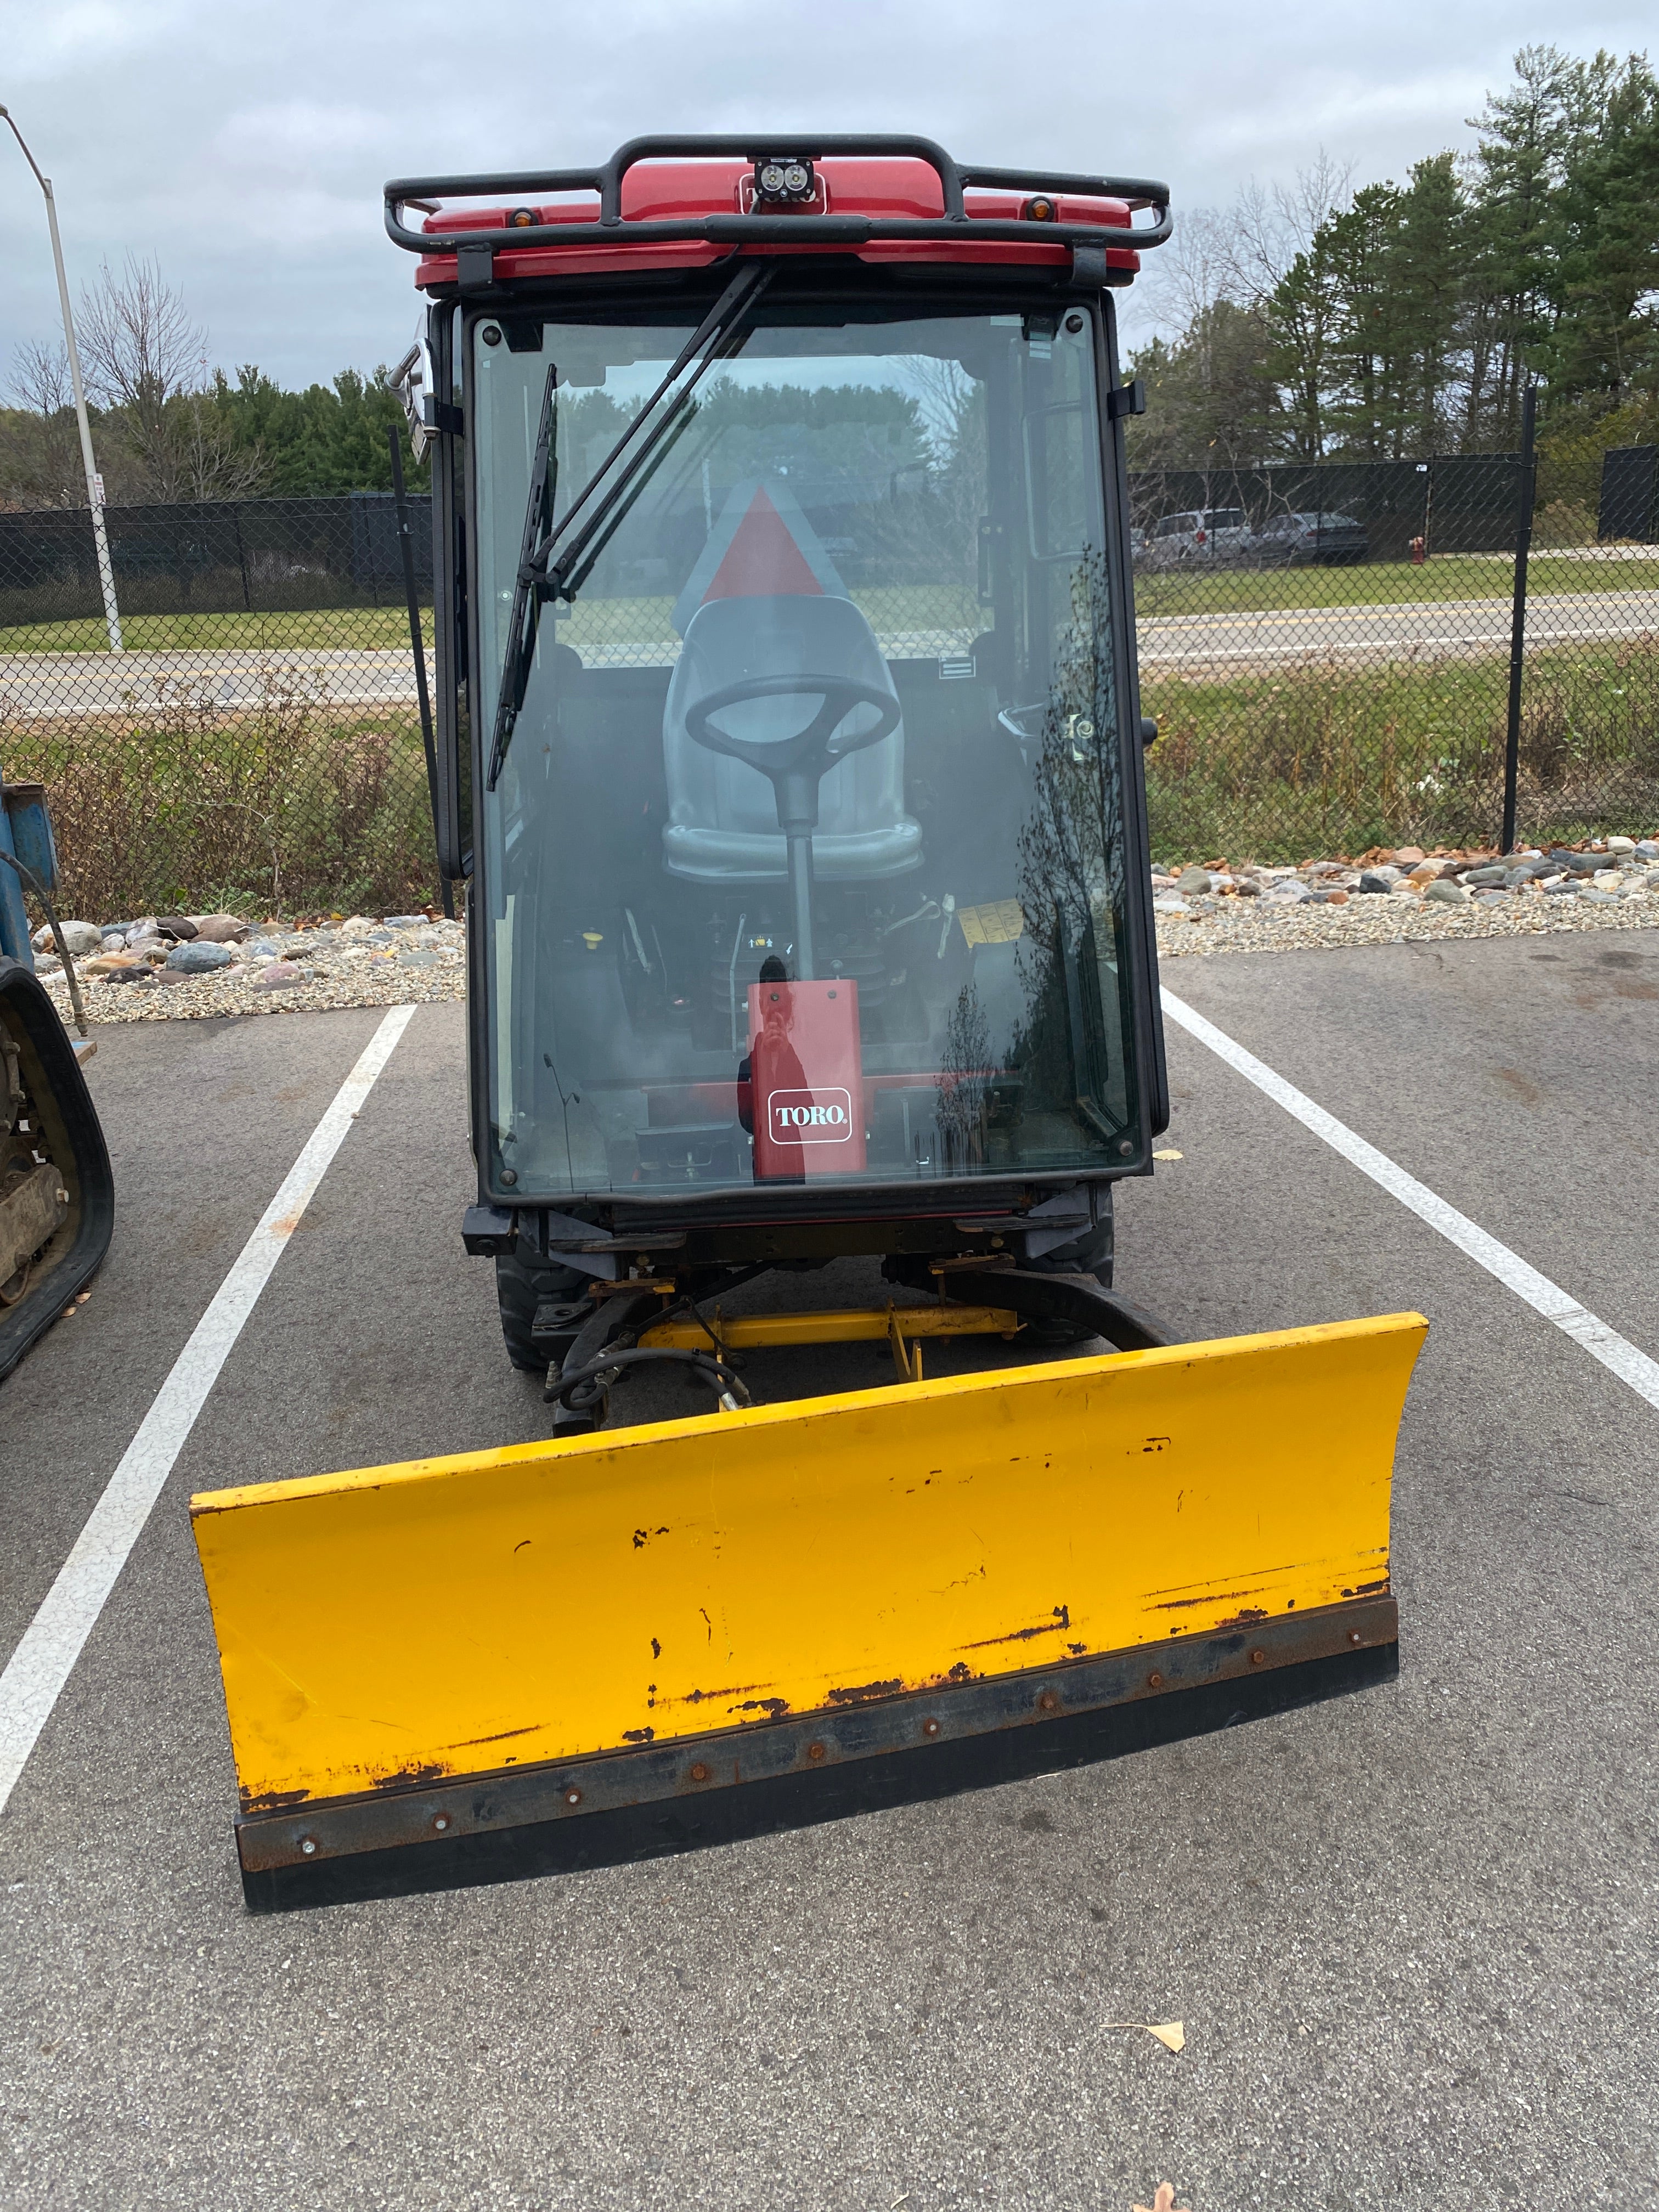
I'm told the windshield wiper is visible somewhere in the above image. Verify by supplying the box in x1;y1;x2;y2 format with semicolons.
487;258;777;791
488;363;560;793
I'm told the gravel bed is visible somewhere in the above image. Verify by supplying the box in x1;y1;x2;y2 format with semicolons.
1153;836;1659;960
1156;889;1659;959
32;912;466;1024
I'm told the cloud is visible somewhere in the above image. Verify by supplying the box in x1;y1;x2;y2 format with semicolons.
1;0;1651;390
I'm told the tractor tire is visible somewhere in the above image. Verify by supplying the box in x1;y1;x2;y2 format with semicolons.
495;1239;589;1374
1023;1186;1114;1286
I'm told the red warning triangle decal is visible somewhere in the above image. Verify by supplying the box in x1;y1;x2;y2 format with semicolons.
701;485;824;605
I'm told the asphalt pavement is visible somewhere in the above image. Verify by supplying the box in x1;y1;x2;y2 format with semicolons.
3;930;1657;2211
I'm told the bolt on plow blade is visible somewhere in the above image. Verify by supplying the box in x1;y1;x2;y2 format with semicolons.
191;1312;1425;1905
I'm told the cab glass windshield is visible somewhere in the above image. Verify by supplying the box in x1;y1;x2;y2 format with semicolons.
471;300;1138;1198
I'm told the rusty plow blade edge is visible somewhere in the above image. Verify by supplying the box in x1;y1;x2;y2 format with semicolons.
190;1312;1425;1888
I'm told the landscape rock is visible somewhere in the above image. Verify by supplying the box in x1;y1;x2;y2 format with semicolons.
1636;840;1659;861
251;961;304;991
1357;870;1396;893
188;915;249;944
83;952;143;975
1463;865;1509;887
1606;836;1636;854
1393;846;1425;865
1422;879;1471;904
153;915;199;942
384;914;428;929
31;919;104;957
165;940;236;974
397;949;439;968
1175;867;1212;896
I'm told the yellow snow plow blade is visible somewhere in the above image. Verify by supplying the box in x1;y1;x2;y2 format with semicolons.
191;1311;1424;1893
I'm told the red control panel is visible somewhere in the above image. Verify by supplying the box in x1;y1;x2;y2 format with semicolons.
747;979;866;1179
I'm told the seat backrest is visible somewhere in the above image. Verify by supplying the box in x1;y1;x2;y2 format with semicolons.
663;595;906;842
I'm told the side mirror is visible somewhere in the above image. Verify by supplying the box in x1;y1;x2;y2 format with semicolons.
392;333;436;461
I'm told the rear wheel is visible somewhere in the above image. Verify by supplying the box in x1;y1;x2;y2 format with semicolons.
495;1240;589;1373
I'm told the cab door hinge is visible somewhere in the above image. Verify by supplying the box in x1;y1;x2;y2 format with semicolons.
1107;379;1147;420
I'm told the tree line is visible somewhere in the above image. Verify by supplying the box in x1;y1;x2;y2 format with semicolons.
0;256;425;510
1127;43;1656;492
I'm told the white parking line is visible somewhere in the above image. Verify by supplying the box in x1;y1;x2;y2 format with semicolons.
1161;988;1659;1413
0;1003;416;1818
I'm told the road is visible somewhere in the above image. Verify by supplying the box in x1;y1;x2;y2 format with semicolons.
3;585;1657;714
1135;584;1659;670
3;929;1657;2209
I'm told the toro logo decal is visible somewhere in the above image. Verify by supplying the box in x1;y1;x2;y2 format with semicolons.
768;1087;853;1143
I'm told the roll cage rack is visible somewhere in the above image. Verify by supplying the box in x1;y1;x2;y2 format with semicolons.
384;133;1172;276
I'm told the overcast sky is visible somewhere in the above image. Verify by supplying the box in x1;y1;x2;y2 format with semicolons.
4;0;1652;394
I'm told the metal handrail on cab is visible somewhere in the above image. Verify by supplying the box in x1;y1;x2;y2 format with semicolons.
383;134;1173;262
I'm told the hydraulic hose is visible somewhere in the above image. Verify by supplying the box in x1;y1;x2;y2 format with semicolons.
552;1345;751;1415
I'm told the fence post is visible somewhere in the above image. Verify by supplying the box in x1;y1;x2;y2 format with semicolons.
1501;384;1538;856
232;504;252;611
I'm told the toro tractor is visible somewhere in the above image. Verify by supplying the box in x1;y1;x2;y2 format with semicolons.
189;138;1424;1906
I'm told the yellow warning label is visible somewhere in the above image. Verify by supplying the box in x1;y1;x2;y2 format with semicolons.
957;900;1025;947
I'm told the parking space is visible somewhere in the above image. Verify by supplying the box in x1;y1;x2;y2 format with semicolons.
3;932;1656;2210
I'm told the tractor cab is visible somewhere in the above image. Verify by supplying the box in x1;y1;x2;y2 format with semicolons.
395;140;1171;1221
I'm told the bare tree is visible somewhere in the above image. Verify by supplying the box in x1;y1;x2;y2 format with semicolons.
1141;154;1352;332
76;256;266;500
3;340;82;505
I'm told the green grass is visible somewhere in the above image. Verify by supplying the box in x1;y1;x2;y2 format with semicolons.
1131;551;1659;620
1143;636;1659;864
0;606;435;654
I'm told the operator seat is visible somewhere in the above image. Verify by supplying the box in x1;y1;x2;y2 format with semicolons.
662;595;921;884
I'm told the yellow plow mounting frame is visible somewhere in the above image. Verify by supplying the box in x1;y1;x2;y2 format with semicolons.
191;1311;1424;1903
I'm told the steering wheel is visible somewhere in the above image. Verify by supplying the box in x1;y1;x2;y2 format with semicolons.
684;674;899;836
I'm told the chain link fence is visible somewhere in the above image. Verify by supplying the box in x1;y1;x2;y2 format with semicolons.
1;428;1655;919
1131;427;1659;864
0;494;437;921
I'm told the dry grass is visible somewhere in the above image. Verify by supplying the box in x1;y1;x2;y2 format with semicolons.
1143;638;1659;862
2;665;436;921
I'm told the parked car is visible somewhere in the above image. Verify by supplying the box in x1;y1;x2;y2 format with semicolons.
1144;507;1255;567
1253;510;1369;565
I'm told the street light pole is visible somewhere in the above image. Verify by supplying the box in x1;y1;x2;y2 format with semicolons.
1;105;123;652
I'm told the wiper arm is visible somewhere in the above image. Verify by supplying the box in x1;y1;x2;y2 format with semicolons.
487;363;558;793
486;258;776;792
